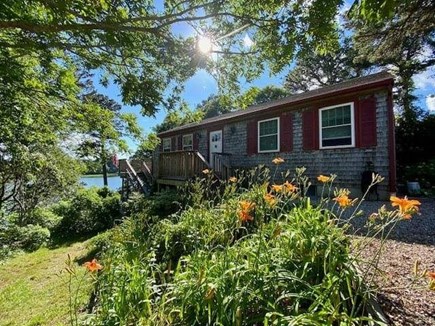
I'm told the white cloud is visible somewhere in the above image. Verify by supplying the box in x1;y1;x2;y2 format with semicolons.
413;67;435;89
426;95;435;112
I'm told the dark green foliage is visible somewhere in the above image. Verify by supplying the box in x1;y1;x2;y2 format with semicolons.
27;208;62;231
52;187;122;237
396;114;435;186
1;224;50;252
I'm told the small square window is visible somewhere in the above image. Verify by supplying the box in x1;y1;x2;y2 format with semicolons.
162;138;171;152
258;118;280;153
182;134;193;151
319;103;355;148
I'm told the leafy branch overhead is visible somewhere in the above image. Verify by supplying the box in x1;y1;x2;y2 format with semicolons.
0;0;414;115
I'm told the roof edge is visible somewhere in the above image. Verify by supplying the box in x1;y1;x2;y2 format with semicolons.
158;71;393;137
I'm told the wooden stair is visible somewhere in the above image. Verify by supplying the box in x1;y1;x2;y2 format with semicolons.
119;159;153;198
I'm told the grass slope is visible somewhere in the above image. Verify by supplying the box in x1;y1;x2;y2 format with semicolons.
0;241;91;326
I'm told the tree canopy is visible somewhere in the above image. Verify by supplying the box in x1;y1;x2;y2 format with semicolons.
0;0;411;115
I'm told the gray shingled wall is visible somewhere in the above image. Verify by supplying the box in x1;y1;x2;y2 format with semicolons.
156;90;391;199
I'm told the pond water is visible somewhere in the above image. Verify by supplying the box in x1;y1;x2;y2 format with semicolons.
80;175;122;191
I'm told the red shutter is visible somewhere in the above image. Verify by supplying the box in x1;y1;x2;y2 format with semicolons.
193;133;199;150
247;120;258;155
171;137;176;151
280;113;293;152
303;109;319;150
177;135;182;150
358;97;377;148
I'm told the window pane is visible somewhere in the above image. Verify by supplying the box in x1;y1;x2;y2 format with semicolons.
183;135;192;146
322;137;352;147
259;120;277;136
321;104;353;147
260;135;278;151
322;125;351;139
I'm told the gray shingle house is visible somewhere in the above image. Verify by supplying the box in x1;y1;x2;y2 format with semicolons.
154;71;396;199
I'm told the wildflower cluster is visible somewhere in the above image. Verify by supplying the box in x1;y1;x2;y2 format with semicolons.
238;200;256;222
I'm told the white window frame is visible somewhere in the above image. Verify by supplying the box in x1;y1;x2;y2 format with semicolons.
258;117;280;153
162;138;171;152
182;134;193;151
319;102;355;149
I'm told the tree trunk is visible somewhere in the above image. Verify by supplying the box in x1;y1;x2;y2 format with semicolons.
102;161;108;187
101;141;108;187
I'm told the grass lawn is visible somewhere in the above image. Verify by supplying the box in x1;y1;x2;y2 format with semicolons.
0;241;92;326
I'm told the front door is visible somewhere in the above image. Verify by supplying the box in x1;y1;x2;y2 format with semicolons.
209;130;223;168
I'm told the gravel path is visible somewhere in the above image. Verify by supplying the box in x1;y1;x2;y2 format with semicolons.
350;198;435;325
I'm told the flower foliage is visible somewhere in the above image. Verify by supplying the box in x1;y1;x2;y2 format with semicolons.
88;166;431;326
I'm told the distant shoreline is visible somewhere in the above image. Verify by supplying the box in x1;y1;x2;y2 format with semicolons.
81;173;119;178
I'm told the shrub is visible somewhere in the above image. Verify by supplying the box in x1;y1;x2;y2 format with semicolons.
2;224;50;252
52;187;122;237
27;207;62;231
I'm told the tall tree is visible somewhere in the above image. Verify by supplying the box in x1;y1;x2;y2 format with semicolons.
197;95;233;119
154;102;204;134
349;0;435;119
238;85;289;108
284;37;371;93
76;92;142;186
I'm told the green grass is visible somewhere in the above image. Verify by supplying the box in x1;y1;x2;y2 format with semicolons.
0;241;92;326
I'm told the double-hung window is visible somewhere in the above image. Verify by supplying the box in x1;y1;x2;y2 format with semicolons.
162;138;171;152
258;117;280;153
319;102;355;148
182;134;193;150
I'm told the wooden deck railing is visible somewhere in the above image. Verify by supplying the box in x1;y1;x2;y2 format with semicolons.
212;153;232;180
118;158;153;194
158;151;211;180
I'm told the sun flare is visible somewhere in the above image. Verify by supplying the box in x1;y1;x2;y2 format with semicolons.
197;35;213;54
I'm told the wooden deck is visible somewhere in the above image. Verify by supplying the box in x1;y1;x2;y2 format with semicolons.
119;151;233;193
158;150;210;181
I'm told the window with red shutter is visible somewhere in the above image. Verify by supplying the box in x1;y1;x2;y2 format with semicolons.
303;109;319;150
280;113;293;152
319;103;355;149
247;120;258;155
358;97;377;148
193;132;199;150
177;135;182;151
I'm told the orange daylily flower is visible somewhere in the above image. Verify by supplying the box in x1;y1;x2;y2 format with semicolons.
263;193;277;207
427;271;435;280
272;184;283;192
272;157;285;165
333;194;352;208
229;176;237;183
84;259;103;272
202;169;210;174
317;175;331;183
238;200;255;222
283;181;298;193
390;196;421;219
